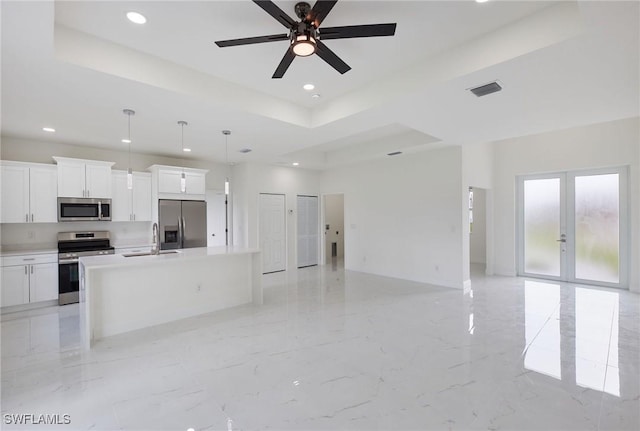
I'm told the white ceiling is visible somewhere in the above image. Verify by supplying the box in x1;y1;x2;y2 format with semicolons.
1;1;638;169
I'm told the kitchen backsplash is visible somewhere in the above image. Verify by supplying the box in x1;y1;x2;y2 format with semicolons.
0;221;152;250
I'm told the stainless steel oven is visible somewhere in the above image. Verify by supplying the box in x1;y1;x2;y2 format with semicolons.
58;231;114;305
58;197;111;222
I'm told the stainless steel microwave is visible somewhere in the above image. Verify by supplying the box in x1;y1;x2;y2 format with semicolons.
58;197;111;222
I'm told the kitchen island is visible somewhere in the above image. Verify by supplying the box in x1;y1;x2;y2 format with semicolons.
79;246;261;349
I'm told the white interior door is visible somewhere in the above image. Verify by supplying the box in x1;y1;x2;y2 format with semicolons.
518;167;627;288
297;195;319;268
259;193;286;274
206;190;226;247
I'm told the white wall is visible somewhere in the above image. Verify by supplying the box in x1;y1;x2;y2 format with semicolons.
492;117;640;292
323;194;344;261
470;188;487;265
232;162;321;271
321;146;465;289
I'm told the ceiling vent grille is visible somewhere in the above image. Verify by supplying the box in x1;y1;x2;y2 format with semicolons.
469;81;502;97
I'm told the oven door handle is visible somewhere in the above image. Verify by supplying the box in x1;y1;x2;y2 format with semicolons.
59;258;79;264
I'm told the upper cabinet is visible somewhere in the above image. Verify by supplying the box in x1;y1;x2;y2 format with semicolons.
0;161;57;223
111;170;152;222
148;165;208;197
53;157;114;198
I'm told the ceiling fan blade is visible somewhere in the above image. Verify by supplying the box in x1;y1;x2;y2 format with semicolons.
315;40;351;74
319;23;397;40
272;48;296;79
253;0;296;29
308;0;338;27
215;33;289;48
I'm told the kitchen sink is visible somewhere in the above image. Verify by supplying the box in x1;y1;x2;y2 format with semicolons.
123;250;181;258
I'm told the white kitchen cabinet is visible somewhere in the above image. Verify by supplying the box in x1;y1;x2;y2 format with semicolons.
150;165;208;196
29;262;59;302
1;265;29;307
132;173;152;220
0;253;58;307
111;170;152;221
0;161;57;223
53;157;114;198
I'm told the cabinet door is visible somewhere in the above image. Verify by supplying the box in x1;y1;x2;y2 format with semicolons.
57;162;86;197
158;170;183;194
111;171;132;221
1;265;29;307
185;172;206;195
0;166;30;223
132;173;152;221
85;163;112;198
29;166;58;223
30;262;59;302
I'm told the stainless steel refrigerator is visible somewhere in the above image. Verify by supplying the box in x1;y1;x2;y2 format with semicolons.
159;199;207;250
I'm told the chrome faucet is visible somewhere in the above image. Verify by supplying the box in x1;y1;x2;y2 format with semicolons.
151;222;160;255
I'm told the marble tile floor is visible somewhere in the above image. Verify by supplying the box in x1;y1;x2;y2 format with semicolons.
1;261;639;431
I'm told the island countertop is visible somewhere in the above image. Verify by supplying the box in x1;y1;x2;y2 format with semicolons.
79;245;262;349
80;245;260;269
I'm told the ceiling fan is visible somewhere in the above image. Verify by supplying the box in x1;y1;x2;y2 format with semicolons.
215;0;397;78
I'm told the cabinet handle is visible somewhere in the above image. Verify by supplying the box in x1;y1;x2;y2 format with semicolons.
31;214;34;222
22;258;35;261
25;266;27;275
133;214;136;221
31;266;34;274
25;214;29;222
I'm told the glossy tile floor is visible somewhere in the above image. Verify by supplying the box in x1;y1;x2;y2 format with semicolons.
1;262;639;430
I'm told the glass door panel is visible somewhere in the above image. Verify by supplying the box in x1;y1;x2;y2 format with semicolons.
522;177;563;278
519;167;627;288
573;173;620;284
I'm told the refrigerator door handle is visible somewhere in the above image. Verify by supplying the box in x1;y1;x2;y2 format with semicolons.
182;216;186;248
178;216;183;249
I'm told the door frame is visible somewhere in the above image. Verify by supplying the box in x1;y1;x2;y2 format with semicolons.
517;166;629;289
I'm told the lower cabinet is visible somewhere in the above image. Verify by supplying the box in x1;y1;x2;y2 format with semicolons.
1;254;58;307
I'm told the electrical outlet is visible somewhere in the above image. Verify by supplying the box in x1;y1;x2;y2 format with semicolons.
27;231;35;240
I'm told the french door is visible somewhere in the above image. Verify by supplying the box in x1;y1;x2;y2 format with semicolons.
517;167;628;288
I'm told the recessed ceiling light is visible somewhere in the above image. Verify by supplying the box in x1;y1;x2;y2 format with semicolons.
476;0;489;3
183;148;191;152
292;162;299;166
303;83;315;91
42;127;55;132
121;138;131;144
126;11;147;24
311;94;321;99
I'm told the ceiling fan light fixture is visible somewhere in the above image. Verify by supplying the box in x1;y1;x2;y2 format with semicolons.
291;33;316;57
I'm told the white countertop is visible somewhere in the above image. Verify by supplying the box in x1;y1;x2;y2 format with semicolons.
80;246;260;269
0;247;58;257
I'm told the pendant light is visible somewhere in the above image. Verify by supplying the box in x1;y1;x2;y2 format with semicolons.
222;130;231;195
178;121;188;193
222;130;231;246
123;109;135;189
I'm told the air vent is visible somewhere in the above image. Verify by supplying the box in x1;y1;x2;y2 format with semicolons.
387;151;402;156
469;81;502;97
238;148;252;153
